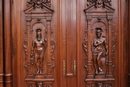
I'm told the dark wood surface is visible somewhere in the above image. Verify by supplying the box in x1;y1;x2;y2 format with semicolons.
126;1;130;86
0;0;129;87
0;0;4;87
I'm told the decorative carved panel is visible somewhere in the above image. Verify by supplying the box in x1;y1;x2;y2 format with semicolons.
23;0;55;86
83;0;115;86
87;83;112;87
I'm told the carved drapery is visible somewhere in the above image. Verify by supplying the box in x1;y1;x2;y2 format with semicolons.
83;0;115;86
23;0;55;86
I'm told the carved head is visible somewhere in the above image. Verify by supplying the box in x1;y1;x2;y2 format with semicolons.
36;28;42;41
96;28;103;38
96;0;103;8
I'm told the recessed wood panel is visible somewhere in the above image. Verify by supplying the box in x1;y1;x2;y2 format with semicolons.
5;0;129;87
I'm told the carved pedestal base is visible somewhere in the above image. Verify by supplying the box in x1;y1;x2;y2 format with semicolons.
26;74;34;79
44;73;53;79
25;77;54;87
34;74;44;79
95;73;106;79
85;78;115;87
95;75;105;79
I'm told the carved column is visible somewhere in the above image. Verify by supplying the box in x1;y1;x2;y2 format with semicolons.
26;17;31;63
4;0;12;87
46;17;52;77
107;16;113;78
86;15;93;78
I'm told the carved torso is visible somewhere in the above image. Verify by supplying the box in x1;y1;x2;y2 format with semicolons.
93;36;106;53
33;39;45;54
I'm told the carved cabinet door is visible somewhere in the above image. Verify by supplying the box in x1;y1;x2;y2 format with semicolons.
2;0;129;87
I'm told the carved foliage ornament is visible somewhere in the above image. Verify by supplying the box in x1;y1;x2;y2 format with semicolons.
87;0;112;7
27;0;51;8
88;83;112;87
29;82;53;87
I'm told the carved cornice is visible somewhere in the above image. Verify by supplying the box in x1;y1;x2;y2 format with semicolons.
84;3;115;14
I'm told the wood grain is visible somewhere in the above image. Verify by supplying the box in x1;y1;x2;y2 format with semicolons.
4;0;12;87
0;0;4;87
2;0;129;87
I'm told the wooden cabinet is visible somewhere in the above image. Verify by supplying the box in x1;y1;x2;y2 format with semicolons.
1;0;130;87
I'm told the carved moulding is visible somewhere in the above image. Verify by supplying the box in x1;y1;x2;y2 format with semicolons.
23;0;55;86
83;0;115;86
87;82;112;87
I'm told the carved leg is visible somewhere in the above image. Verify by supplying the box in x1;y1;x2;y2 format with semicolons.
37;59;41;73
97;52;103;72
93;55;98;74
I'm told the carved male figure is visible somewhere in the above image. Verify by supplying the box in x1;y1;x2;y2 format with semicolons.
92;28;108;74
32;28;47;73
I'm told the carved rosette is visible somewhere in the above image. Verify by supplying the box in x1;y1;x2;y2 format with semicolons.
83;0;115;86
23;0;55;86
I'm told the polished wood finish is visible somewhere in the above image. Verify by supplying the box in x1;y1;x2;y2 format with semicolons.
125;0;130;87
1;0;129;87
119;0;129;87
4;0;12;87
0;0;4;87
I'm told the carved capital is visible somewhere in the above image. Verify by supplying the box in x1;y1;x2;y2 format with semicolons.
46;14;52;21
86;16;92;21
26;16;31;22
107;15;113;21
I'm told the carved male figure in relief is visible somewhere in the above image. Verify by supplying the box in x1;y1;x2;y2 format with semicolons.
92;28;108;74
32;28;47;74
